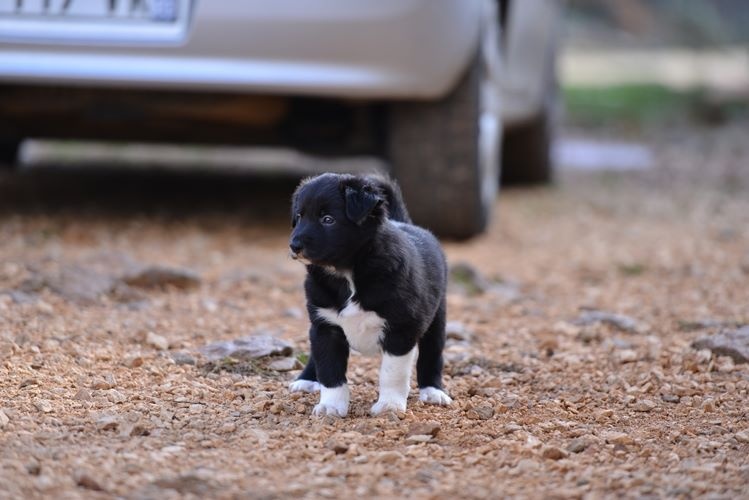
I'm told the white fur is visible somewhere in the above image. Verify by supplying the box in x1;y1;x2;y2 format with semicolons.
315;271;386;356
289;379;320;393
313;384;350;417
419;386;453;406
371;349;416;415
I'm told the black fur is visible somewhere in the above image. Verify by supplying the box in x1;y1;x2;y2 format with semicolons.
289;173;448;400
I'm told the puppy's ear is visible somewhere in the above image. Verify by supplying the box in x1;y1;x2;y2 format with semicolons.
345;185;384;225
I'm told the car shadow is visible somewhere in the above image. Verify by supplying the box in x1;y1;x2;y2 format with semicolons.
0;165;301;229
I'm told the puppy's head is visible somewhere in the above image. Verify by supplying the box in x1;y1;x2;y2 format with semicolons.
289;173;386;267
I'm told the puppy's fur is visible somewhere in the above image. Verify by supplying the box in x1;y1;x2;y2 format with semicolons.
288;173;452;417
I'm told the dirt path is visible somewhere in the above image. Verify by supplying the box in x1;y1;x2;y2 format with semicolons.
1;123;748;499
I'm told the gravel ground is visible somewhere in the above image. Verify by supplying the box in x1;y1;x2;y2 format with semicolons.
1;122;748;499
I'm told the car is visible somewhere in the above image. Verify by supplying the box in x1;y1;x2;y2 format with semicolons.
0;0;561;238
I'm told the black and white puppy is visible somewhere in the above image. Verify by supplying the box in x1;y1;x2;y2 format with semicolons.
287;173;452;417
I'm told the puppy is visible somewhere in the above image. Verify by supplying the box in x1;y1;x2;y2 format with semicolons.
287;173;452;417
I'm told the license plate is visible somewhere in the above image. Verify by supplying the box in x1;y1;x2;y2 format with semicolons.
0;0;191;44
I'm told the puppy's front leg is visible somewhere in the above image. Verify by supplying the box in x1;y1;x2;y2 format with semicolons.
310;323;350;417
371;348;416;415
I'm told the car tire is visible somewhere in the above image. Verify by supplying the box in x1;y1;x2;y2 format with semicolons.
387;32;501;239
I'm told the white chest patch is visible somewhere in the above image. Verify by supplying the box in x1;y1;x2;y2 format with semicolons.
315;272;386;356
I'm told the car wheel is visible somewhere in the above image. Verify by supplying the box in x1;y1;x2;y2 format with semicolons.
387;8;501;239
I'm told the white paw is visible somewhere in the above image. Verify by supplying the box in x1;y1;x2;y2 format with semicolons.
370;398;407;416
289;379;321;393
419;387;452;406
312;385;349;417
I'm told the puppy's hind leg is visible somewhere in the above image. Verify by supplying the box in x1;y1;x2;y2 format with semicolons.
289;354;320;393
417;299;453;406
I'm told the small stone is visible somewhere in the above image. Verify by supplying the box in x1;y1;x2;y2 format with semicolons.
325;440;348;455
75;471;104;491
603;431;633;446
122;422;149;437
567;438;588;453
692;327;749;364
406;434;433;444
473;403;494;420
97;416;119;431
171;352;196;366
0;409;9;428
125;355;144;368
73;389;92;401
735;430;749;443
145;331;169;351
541;446;568;460
283;307;303;319
573;310;645;333
121;266;201;290
19;378;38;388
198;335;293;361
92;378;113;390
267;357;302;371
34;400;53;413
617;349;638;363
107;389;127;403
374;451;404;464
701;398;716;412
661;394;680;403
407;421;441;438
446;321;472;342
633;400;656;412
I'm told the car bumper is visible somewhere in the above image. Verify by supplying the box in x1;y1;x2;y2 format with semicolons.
0;0;481;99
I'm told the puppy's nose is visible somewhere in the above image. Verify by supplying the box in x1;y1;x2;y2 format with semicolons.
289;241;303;254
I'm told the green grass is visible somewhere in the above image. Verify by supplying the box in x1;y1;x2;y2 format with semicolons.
563;83;748;127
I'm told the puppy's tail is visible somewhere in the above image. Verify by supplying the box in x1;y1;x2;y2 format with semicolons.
365;174;412;224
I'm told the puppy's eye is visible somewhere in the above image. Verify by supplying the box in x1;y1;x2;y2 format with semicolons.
320;214;335;225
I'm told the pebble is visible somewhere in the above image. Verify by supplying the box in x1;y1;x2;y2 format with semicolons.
146;331;170;351
34;400;53;413
171;352;196;366
374;451;404;464
446;321;472;342
735;430;749;443
406;434;433;444
325;440;348;455
92;378;114;390
267;357;302;371
692;327;749;364
75;471;104;491
124;355;144;368
97;416;119;431
199;335;293;361
567;438;588;453
573;310;645;333
0;409;9;428
541;446;568;460
701;398;716;412
661;394;680;403
283;307;304;319
617;349;638;363
107;389;127;403
633;399;656;412
603;431;633;446
121;265;201;290
407;421;441;438
73;389;92;401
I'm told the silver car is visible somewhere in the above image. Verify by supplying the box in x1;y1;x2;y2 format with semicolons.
0;0;561;238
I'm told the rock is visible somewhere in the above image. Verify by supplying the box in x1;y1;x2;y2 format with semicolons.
34;400;53;413
153;474;212;495
567;438;588;453
122;422;149;437
691;326;749;364
325;440;348;455
541;446;568;460
171;352;196;366
107;389;127;403
122;266;201;290
20;264;116;303
603;431;633;446
145;331;169;351
73;389;92;401
125;355;144;368
616;349;638;363
267;357;302;371
701;398;715;412
449;262;489;295
573;310;645;334
19;378;38;388
92;378;113;390
735;430;749;443
678;319;731;332
407;421;441;438
0;409;9;428
633;400;656;412
406;434;433;444
467;403;494;420
374;451;404;464
75;471;104;491
445;321;472;342
198;335;293;361
661;394;680;403
97;416;119;431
